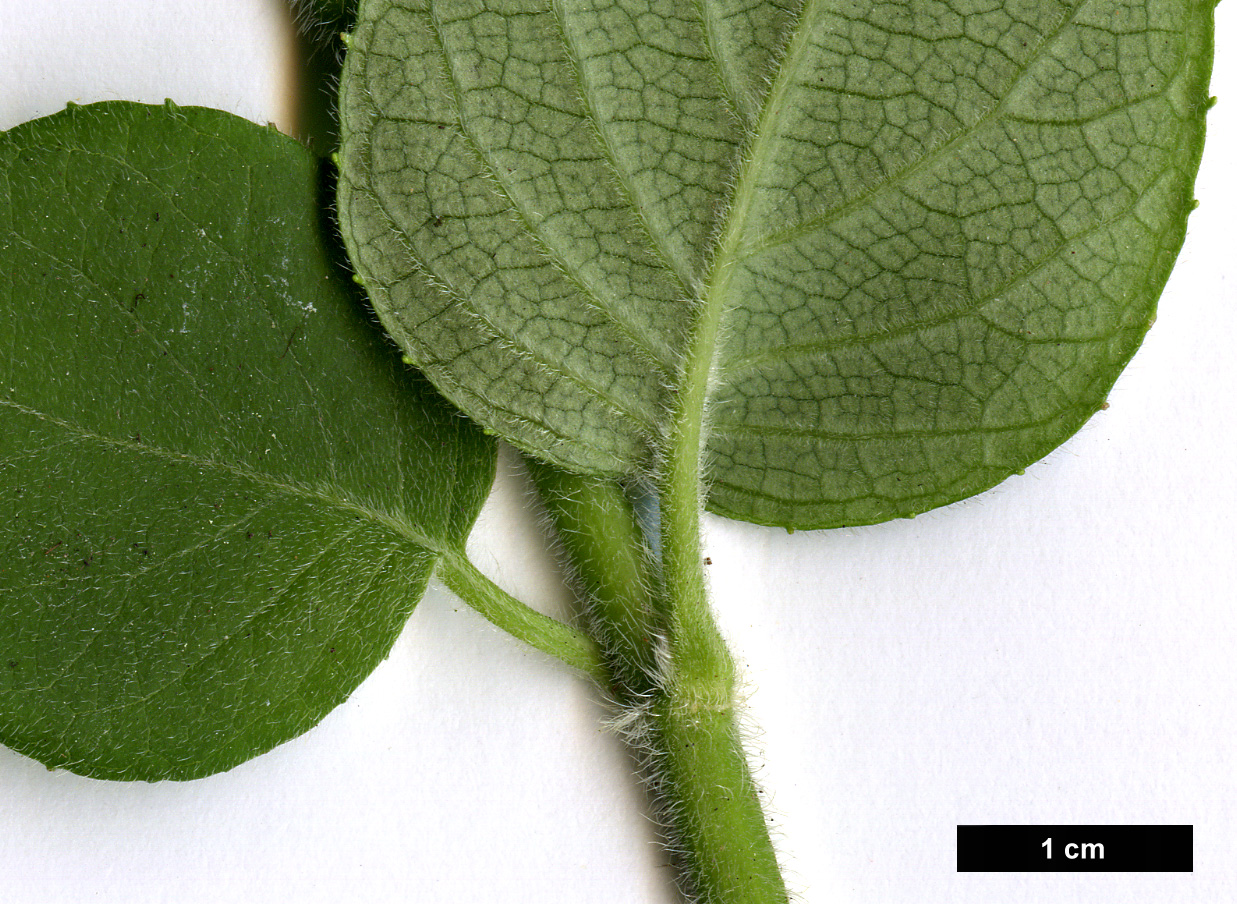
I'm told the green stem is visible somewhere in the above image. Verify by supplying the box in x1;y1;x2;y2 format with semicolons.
650;701;786;904
653;436;788;902
524;459;659;690
601;17;819;897
529;462;787;904
436;550;605;682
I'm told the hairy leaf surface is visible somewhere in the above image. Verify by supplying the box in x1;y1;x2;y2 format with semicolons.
0;102;495;781
338;0;1213;528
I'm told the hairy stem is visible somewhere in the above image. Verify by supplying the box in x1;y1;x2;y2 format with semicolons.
524;460;659;690
529;462;787;904
654;434;788;903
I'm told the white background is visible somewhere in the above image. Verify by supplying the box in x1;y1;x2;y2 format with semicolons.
1;2;1234;902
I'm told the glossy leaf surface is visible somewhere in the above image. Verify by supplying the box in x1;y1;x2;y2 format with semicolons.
0;102;495;780
338;0;1212;528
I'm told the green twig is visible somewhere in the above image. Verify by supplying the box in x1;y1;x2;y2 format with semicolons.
529;462;788;904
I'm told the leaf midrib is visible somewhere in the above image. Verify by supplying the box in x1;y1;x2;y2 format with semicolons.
687;0;1105;447
0;396;452;558
729;2;1085;261
674;0;831;469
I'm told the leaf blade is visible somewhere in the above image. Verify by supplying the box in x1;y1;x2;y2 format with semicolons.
338;0;1213;528
706;0;1213;526
0;101;496;780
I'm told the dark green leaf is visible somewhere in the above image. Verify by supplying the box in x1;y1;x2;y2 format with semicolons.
0;101;495;781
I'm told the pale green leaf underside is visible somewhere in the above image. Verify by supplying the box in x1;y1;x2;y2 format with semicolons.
0;102;495;780
338;0;1212;528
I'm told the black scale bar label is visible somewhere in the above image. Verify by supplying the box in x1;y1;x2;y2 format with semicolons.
957;825;1192;872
